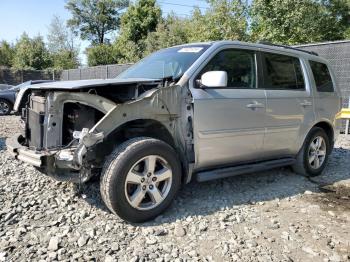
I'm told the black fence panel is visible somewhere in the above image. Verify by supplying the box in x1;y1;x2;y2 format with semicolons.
0;68;60;85
61;64;132;81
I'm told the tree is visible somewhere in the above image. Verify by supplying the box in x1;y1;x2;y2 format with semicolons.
115;0;162;62
66;0;129;44
144;14;191;55
187;0;248;42
47;15;80;69
118;0;161;43
0;41;15;68
51;50;79;69
86;44;120;66
250;0;350;45
12;33;52;70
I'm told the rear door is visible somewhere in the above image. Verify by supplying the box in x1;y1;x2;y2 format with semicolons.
190;47;267;170
260;51;315;157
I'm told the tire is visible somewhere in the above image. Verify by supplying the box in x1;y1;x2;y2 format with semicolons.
292;127;330;177
0;99;12;115
100;137;181;223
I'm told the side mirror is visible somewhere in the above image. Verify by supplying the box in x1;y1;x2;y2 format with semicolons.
200;71;228;88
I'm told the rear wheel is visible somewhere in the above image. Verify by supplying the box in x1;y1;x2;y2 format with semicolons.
292;127;330;177
0;99;12;115
100;137;181;223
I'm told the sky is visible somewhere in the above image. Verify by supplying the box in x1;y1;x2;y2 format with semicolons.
0;0;209;65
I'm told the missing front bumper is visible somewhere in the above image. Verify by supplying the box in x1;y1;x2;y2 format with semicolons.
6;134;51;167
6;134;93;183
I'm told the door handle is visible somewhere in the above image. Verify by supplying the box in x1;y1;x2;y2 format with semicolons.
300;100;312;107
246;101;265;109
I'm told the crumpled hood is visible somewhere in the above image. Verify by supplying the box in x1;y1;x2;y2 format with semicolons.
27;78;161;90
13;78;162;112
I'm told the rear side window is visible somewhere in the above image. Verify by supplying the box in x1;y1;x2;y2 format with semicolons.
309;61;334;92
261;52;305;90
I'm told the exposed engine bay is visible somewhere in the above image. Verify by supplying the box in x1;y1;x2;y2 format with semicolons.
9;78;194;183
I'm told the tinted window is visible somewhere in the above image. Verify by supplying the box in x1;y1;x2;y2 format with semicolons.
200;49;256;89
309;61;334;92
262;53;305;90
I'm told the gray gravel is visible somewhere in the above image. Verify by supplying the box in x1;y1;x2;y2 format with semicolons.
1;115;350;261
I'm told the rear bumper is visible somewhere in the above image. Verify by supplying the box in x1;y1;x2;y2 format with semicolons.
6;134;53;167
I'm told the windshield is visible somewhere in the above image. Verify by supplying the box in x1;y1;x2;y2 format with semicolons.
117;45;210;80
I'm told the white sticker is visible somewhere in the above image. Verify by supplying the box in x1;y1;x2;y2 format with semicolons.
178;47;203;53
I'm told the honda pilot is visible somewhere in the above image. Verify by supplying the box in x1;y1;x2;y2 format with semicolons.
7;41;342;222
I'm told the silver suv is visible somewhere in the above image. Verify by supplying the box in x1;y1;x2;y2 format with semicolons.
7;41;342;222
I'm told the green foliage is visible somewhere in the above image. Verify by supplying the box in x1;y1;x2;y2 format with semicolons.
144;14;191;55
4;0;349;69
250;0;350;44
86;44;119;66
51;50;79;69
114;40;144;63
0;41;15;68
12;33;52;70
115;0;249;63
66;0;129;44
115;0;162;62
47;16;80;69
119;0;161;43
188;0;248;42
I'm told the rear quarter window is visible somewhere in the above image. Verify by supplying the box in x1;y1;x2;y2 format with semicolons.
309;61;334;92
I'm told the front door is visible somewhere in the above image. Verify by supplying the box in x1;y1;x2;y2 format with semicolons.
190;48;267;170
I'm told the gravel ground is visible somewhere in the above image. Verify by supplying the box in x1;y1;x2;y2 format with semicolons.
0;115;349;262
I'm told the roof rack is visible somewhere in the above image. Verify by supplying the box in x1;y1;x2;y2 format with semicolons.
257;41;319;56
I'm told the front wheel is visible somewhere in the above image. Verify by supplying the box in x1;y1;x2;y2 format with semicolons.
0;99;12;115
100;137;181;223
292;127;330;177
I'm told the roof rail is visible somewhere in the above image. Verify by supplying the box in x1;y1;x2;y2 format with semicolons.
257;41;319;56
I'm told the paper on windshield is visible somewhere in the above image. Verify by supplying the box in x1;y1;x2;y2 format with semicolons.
178;47;203;53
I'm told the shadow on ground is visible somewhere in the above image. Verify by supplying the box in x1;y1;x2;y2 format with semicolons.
80;146;350;225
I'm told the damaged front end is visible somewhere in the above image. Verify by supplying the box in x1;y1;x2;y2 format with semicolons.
7;79;193;183
7;90;116;182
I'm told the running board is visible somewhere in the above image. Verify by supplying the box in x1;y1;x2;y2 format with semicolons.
196;158;296;182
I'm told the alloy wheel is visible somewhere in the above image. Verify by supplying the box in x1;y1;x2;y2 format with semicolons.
124;155;173;210
308;136;327;169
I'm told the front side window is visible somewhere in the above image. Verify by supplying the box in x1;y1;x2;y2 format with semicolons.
309;61;334;92
199;49;256;89
262;52;305;90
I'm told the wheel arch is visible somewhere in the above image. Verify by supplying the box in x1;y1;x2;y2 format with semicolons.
313;121;335;149
0;97;13;105
105;118;176;148
300;120;335;153
96;118;189;183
